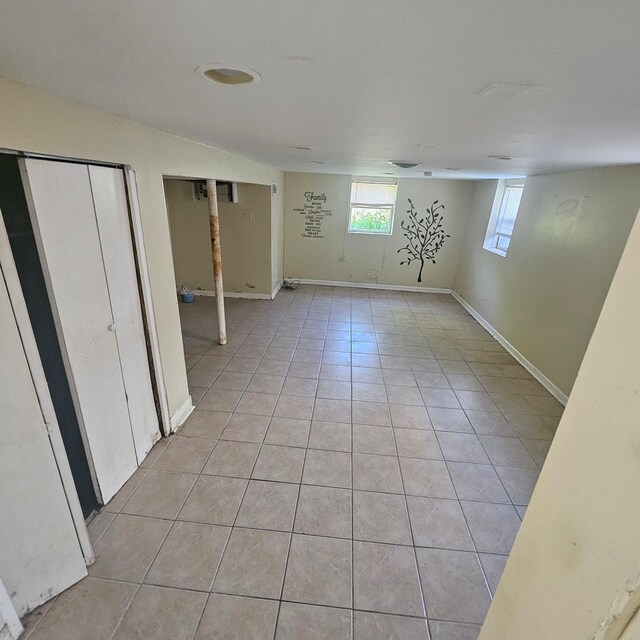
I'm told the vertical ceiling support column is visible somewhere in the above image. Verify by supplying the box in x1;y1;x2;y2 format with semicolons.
206;179;227;345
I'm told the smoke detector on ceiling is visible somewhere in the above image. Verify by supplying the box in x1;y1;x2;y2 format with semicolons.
388;160;421;169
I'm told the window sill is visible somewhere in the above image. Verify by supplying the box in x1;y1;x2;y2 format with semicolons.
347;229;392;236
482;245;508;258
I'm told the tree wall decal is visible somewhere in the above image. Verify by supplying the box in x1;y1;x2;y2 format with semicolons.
397;198;450;283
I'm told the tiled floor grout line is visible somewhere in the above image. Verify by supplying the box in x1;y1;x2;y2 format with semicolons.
390;415;430;625
350;376;355;640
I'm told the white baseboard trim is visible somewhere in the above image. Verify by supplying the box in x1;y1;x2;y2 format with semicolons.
192;289;272;300
169;396;194;432
451;291;569;406
291;278;452;295
271;281;283;299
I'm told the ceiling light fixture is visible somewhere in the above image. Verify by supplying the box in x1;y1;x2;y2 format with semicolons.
487;155;513;161
290;145;313;151
198;64;261;85
388;160;421;169
310;160;326;164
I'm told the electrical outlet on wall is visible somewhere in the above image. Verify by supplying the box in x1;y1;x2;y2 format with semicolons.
366;269;378;279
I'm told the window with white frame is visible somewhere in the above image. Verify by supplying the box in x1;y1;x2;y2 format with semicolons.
483;178;525;256
348;179;398;235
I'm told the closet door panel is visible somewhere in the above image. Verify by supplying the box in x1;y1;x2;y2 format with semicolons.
89;165;159;462
21;158;137;503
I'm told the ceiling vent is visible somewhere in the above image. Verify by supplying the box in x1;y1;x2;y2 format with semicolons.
388;160;421;169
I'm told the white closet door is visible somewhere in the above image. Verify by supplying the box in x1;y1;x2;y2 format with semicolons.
0;269;86;616
89;165;159;462
21;158;137;503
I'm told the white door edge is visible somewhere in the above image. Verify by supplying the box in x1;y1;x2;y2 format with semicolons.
0;208;94;564
123;167;172;437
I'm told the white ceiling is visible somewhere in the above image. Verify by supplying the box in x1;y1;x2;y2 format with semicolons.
1;0;639;179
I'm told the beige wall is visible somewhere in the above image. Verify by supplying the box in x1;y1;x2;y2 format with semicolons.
0;76;284;417
480;203;640;640
284;172;475;289
165;180;272;295
165;180;215;291
454;167;640;396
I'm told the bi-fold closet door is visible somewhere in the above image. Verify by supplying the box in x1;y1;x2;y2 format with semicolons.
20;158;159;504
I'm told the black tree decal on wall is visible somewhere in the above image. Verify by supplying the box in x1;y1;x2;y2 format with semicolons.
398;199;450;283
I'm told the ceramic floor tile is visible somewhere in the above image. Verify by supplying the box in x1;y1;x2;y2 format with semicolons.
235;480;299;531
179;409;231;438
436;433;490;465
303;448;352;488
213;528;290;599
89;514;171;582
353;424;397;455
275;602;351;640
389;404;431;429
283;534;352;607
428;620;482;640
178;475;247;525
308;420;352;452
478;435;537;468
461;501;521;554
447;462;510;504
479;553;508;596
235;392;279;417
195;594;279;640
264;417;310;448
352;400;392;426
354;611;430;640
145;521;230;590
121;469;196;519
521;437;552;467
27;577;137;640
465;410;515;437
406;496;474;551
112;585;207;640
202;440;261;478
353;541;424;617
399;457;456;498
281;376;318;398
416;548;490;624
220;414;271;443
353;453;403;493
312;398;352;423
252;445;306;483
294;484;352;538
353;490;413;545
428;407;473;433
394;428;442;459
494;465;539;505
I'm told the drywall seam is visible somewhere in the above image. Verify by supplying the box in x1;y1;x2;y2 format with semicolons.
293;278;452;295
169;395;193;432
191;289;272;300
451;291;569;405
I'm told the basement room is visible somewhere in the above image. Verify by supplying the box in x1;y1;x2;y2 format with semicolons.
1;2;639;640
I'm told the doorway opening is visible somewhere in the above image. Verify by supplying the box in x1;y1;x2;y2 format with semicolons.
162;176;273;405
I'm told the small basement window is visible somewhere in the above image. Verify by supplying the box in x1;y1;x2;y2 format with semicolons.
348;179;398;235
483;178;525;256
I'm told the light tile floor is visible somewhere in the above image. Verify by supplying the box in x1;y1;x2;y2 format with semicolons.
23;286;563;640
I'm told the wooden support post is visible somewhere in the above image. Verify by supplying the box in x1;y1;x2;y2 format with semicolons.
206;179;227;345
